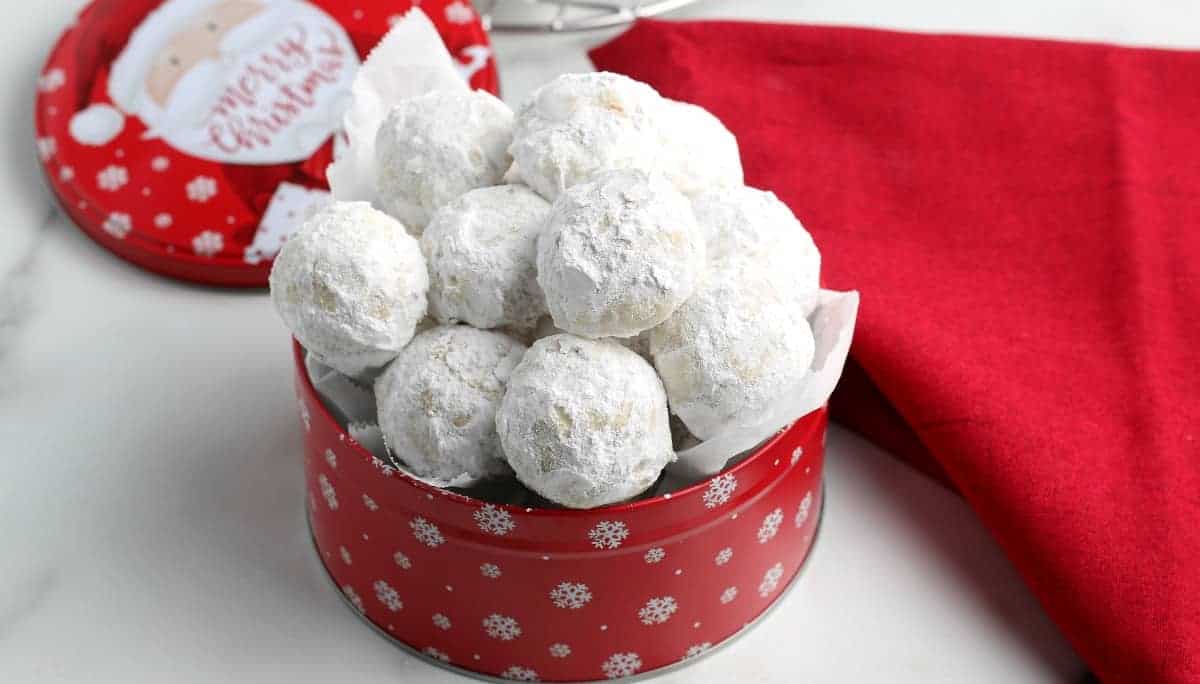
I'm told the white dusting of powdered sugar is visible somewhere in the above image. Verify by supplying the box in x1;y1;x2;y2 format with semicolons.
496;334;675;508
375;325;526;483
537;169;705;339
375;90;514;233
691;186;821;316
422;185;552;330
509;72;664;201
269;201;428;380
650;255;816;440
656;99;743;196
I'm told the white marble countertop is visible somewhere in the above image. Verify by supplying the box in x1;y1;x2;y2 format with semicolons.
4;0;1198;681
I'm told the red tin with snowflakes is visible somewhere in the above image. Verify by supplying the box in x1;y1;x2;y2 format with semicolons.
34;0;497;287
295;342;826;682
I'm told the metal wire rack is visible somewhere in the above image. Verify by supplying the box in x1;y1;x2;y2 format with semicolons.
474;0;703;33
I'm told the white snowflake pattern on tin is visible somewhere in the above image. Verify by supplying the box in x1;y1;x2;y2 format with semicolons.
432;613;452;630
370;456;397;477
362;494;379;511
342;585;364;612
298;400;311;431
411;517;445;548
318;473;338;510
474;504;515;536
37;137;56;161
588;520;629;549
791;445;804;466
324;448;337;469
339;546;352;565
684;643;713;659
643;547;665;564
549;582;592;610
794;491;814;528
102;212;132;239
757;508;783;544
758;563;785;597
601;652;642;679
186;175;218;202
394;551;412;570
153;213;172;229
500;666;538;681
714;547;733;566
444;0;475;23
720;586;738;604
482;614;522;641
38;68;65;92
192;230;224;257
58;165;74;181
151;156;170;172
702;474;737;508
480;562;502;579
97;165;128;191
373;580;403;611
637;596;678;625
423;646;450;663
549;643;571;658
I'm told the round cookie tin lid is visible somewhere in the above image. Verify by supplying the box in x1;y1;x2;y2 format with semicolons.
34;0;498;287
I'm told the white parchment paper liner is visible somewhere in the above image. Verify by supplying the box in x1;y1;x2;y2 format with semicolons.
326;9;468;205
304;354;377;426
666;289;860;482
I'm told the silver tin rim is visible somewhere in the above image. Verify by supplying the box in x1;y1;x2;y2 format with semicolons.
308;482;825;683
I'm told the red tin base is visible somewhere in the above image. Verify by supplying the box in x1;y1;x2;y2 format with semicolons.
295;341;826;682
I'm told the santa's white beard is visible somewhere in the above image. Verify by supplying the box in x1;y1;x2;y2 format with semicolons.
133;0;358;164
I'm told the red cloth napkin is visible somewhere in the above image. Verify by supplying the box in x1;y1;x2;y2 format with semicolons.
592;20;1199;683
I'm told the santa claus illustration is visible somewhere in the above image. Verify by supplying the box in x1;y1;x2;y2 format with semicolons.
71;0;359;165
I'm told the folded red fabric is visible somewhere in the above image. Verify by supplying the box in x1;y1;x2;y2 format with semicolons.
592;20;1199;683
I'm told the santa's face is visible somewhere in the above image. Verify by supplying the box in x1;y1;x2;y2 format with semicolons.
113;0;360;164
145;0;265;107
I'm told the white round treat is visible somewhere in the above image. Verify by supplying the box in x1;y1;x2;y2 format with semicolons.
537;169;706;339
691;186;821;315
375;325;527;482
269;201;428;380
537;313;650;360
510;72;664;201
657;100;743;196
375;90;514;233
497;334;675;508
422;185;552;330
650;256;817;440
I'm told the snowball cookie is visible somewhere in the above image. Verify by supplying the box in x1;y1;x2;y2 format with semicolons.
657;100;743;196
422;185;552;330
375;325;527;482
537;169;706;338
691;186;822;315
270;201;428;380
375;90;514;233
496;334;675;508
650;256;817;440
510;72;664;201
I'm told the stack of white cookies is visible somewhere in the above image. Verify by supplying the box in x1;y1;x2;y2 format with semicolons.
270;70;821;509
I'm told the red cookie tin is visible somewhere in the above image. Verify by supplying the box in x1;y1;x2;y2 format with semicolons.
295;341;826;682
34;0;497;287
